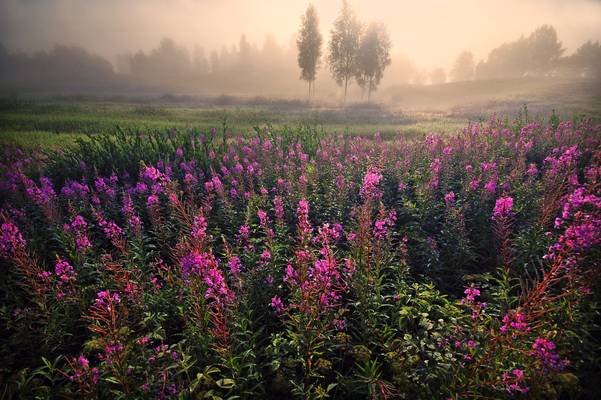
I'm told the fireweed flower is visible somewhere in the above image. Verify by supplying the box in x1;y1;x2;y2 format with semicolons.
55;257;77;298
94;290;121;311
360;167;383;200
493;196;514;220
501;369;529;394
146;194;159;207
228;256;242;277
98;220;123;246
0;222;25;257
296;199;313;238
283;264;298;284
461;286;486;320
500;311;528;335
204;267;234;304
260;249;272;263
64;215;92;251
180;251;217;277
373;211;397;240
270;296;285;314
526;163;539;178
484;179;497;196
191;214;207;242
530;338;568;372
444;191;456;206
273;196;285;223
141;166;162;182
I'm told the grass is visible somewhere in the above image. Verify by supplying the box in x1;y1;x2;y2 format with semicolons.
1;77;600;150
0;100;469;149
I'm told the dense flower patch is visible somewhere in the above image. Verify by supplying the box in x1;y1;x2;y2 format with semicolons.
1;116;600;399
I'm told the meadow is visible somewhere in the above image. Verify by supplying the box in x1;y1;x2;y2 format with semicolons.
0;96;600;399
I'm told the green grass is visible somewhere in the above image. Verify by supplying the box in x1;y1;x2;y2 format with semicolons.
1;79;599;150
0;130;84;150
0;100;470;149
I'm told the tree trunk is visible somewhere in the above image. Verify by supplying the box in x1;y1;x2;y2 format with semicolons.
367;77;372;102
344;76;349;103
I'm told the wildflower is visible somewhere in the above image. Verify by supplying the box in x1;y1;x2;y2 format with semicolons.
0;222;25;257
333;318;347;331
500;311;528;334
462;287;480;303
228;256;242;277
501;369;529;394
260;249;272;263
141;166;162;182
93;290;121;315
283;264;298;284
526;163;538;177
146;194;159;207
360;167;383;200
191;214;207;242
493;196;514;220
99;220;123;243
484;179;497;195
274;196;285;223
271;296;285;314
78;355;89;368
444;191;456;206
530;338;569;372
55;257;76;287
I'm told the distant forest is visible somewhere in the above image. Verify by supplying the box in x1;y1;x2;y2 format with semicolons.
0;24;599;97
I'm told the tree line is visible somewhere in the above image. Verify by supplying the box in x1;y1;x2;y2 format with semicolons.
0;2;600;98
449;25;601;82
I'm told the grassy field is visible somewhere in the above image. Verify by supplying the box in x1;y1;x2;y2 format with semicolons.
1;78;600;149
0;100;467;149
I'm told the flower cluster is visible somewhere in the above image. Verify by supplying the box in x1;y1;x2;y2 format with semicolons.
0;222;25;257
359;167;383;200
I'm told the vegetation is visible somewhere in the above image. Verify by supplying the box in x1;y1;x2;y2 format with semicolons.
1;110;600;399
297;4;323;99
327;0;363;102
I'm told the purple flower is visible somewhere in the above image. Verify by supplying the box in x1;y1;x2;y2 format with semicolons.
191;214;207;242
0;222;25;257
360;167;383;200
484;179;497;195
530;338;569;372
228;256;242;277
270;296;285;314
493;196;514;219
146;194;159;207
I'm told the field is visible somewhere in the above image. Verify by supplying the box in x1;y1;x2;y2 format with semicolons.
1;85;601;399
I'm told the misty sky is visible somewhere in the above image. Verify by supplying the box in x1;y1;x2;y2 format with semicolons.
1;0;601;70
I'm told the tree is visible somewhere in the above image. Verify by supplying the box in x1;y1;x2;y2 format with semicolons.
296;4;323;99
354;22;391;101
450;51;475;82
192;45;209;74
429;68;446;85
475;25;564;79
568;40;601;78
526;25;564;76
328;0;362;102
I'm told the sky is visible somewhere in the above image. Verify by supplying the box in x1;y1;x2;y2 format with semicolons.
1;0;601;70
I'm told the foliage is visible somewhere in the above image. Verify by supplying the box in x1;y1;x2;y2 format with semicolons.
1;114;600;399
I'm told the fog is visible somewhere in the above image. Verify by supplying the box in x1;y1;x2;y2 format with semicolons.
1;0;601;101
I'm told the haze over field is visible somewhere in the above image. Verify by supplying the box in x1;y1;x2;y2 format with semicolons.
1;0;601;104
